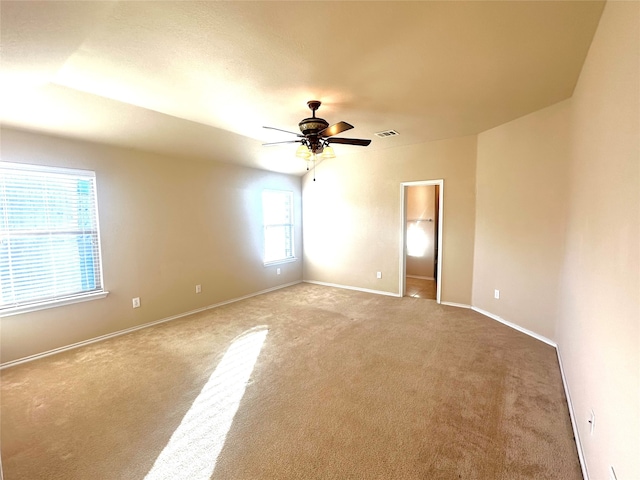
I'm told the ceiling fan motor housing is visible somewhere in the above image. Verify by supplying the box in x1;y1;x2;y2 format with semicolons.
299;99;328;138
298;117;329;136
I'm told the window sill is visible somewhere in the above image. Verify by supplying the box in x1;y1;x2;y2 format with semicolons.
0;291;110;317
263;257;298;267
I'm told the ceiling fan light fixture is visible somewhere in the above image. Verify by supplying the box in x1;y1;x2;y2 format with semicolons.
295;144;311;159
321;145;336;159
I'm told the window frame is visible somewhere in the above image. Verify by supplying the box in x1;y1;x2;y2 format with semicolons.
0;162;108;317
262;189;296;266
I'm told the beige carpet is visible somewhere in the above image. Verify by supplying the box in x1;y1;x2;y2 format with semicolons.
1;283;581;479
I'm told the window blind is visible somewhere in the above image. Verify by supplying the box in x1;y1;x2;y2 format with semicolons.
0;162;104;311
262;190;294;264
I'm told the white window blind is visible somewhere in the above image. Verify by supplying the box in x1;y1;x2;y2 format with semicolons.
262;190;294;264
0;162;104;312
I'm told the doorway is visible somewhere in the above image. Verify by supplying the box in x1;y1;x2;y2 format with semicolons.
399;180;444;302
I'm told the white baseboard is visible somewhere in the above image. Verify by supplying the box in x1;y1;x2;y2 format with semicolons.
471;306;556;347
556;347;589;480
303;280;401;298
0;281;302;370
440;301;472;309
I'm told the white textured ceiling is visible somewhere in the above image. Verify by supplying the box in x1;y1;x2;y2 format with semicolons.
1;1;604;175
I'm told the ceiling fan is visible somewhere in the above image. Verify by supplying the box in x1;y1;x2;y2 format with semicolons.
262;100;371;159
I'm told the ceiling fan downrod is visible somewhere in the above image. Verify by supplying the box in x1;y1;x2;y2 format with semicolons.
307;100;321;118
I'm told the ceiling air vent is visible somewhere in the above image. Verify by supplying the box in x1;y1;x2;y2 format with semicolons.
374;129;399;138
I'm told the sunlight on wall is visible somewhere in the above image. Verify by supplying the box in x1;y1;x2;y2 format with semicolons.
406;222;429;257
302;172;353;269
144;327;268;480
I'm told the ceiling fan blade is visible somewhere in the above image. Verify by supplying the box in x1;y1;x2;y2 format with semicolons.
262;140;302;146
319;121;354;137
326;137;372;146
263;126;302;137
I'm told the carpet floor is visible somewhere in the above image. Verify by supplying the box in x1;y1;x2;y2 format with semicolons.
1;283;581;479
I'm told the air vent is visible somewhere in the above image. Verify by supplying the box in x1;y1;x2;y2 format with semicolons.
374;129;399;138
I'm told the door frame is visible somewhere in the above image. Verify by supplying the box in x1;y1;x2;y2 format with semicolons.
399;179;444;303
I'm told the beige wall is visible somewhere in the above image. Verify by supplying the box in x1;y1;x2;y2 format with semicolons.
302;136;476;305
473;2;639;477
474;99;571;340
556;2;639;479
406;185;436;279
0;128;303;364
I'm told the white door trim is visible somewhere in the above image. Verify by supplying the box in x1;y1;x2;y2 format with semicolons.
399;180;444;303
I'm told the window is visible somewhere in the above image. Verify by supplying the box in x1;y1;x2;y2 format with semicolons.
262;190;294;264
0;162;106;315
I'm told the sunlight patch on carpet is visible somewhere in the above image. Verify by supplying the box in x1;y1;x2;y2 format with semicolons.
144;327;268;480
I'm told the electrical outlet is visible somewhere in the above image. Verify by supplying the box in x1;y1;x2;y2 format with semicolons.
589;410;595;434
195;284;201;294
276;268;281;275
132;297;140;308
494;289;500;299
376;272;382;279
